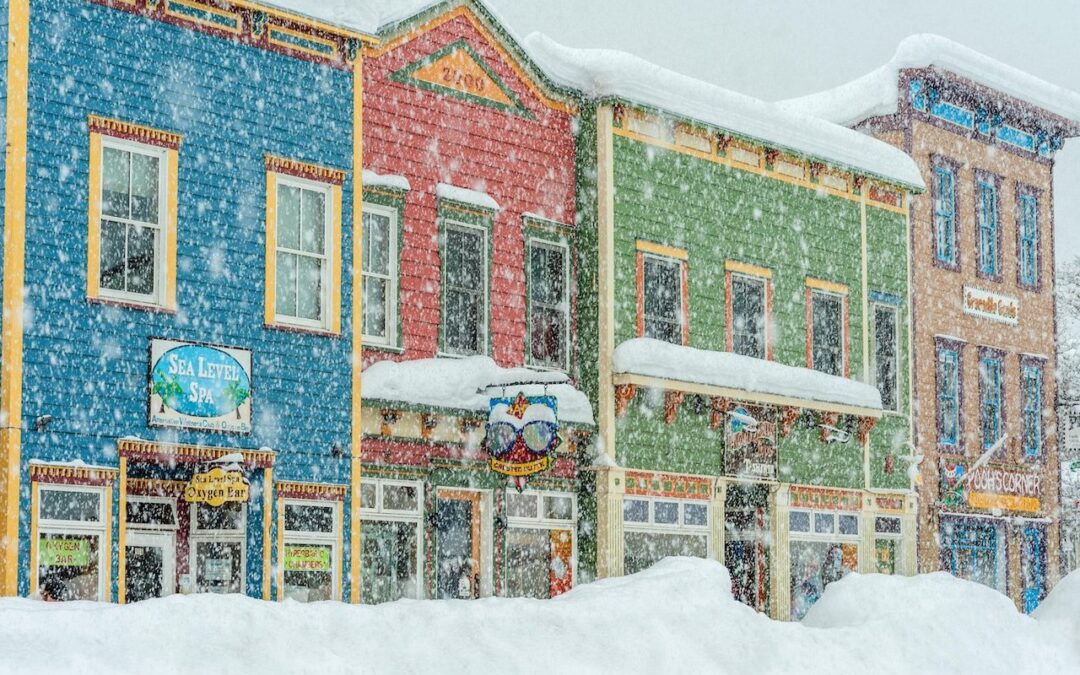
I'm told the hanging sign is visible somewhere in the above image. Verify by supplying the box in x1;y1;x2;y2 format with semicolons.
723;405;778;480
184;467;250;507
940;461;1041;513
149;339;253;434
284;545;332;572
39;538;90;567
486;393;561;489
962;286;1019;325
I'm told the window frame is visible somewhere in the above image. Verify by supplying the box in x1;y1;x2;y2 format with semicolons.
979;348;1005;453
931;156;960;270
871;301;900;412
280;498;341;602
88;132;177;310
361;201;401;348
125;495;178;532
33;483;109;601
622;496;712;533
725;264;772;360
358;478;425;602
1021;357;1045;459
526;235;571;371
787;507;861;541
267;172;338;332
1016;185;1041;290
636;244;689;346
806;283;849;378
975;170;1002;281
440;217;491;357
936;337;964;451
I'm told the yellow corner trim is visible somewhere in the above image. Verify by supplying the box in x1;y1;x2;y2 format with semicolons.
726;260;772;279
331;184;343;335
276;495;285;601
264;171;278;325
87;132;103;299
118;456;128;604
263;467;273;600
806;277;849;295
350;56;364;604
636;240;688;261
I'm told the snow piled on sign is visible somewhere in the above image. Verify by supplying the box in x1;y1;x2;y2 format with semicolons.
779;33;1080;126
363;356;594;424
613;338;882;411
523;34;925;190
2;558;1078;674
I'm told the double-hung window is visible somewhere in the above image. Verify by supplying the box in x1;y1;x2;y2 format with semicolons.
730;273;767;359
933;163;957;266
977;174;999;278
442;221;488;355
640;253;685;344
980;352;1004;451
872;304;899;411
937;342;961;448
1018;191;1039;288
810;288;845;377
527;239;569;369
1021;361;1043;458
362;203;398;346
274;178;332;328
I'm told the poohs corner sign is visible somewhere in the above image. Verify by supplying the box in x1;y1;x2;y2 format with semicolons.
940;461;1041;513
962;286;1019;325
149;339;253;434
486;393;560;489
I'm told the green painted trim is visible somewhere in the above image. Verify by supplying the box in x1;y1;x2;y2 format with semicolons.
361;190;407;351
389;38;534;119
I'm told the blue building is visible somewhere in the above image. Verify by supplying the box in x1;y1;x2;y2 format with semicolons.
0;0;370;602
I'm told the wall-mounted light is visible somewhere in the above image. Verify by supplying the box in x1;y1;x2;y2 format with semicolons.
34;415;53;433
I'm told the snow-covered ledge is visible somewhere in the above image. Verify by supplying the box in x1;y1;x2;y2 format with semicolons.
613;338;882;417
363;356;594;425
436;183;500;211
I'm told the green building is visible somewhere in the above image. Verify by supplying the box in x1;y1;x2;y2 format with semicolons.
529;36;925;619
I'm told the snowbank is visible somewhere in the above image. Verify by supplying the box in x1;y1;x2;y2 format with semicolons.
779;34;1080;127
524;34;924;190
1033;569;1080;647
613;338;882;412
2;558;1077;674
363;356;594;424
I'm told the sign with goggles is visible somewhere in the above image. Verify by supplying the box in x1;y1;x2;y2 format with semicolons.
485;393;561;488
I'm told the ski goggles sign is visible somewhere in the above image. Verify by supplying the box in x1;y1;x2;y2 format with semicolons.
486;393;560;486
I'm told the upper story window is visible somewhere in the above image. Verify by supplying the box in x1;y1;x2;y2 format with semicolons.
1021;360;1044;458
527;238;570;369
933;163;957;267
1017;190;1039;288
641;253;685;344
937;340;961;449
808;285;847;377
872;303;899;411
979;351;1004;451
976;173;1000;279
442;220;488;355
264;157;343;334
728;268;769;359
362;203;399;346
87;117;180;311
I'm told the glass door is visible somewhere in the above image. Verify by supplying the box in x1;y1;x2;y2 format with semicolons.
436;490;482;599
1021;526;1046;614
190;502;246;594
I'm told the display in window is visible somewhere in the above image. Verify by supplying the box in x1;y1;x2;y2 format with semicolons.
624;531;707;575
505;528;573;599
283;544;334;602
789;540;857;620
361;521;419;604
38;534;101;601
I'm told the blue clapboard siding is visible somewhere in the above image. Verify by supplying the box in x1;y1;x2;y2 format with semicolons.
18;0;357;597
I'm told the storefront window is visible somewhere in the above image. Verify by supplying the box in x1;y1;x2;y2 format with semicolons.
505;491;575;599
191;502;246;594
37;486;107;601
941;518;1004;593
282;500;338;602
789;508;859;620
623;496;710;575
360;479;423;603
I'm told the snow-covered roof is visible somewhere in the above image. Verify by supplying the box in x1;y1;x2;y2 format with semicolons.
778;34;1080;129
436;183;500;211
524;34;925;190
363;356;595;425
613;338;882;414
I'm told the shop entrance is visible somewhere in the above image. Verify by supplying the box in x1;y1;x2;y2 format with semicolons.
190;502;246;594
125;531;176;602
1021;526;1046;614
435;489;489;599
724;483;771;613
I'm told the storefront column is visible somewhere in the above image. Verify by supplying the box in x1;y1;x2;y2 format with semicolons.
117;455;127;604
712;480;726;563
595;467;625;578
901;495;918;575
772;485;791;621
262;467;273;600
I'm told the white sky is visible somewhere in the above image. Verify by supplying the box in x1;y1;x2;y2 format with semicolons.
489;0;1080;265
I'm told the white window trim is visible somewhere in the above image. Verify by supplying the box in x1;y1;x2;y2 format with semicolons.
360;478;424;518
273;174;334;331
361;202;399;347
97;136;169;307
282;498;340;601
873;515;904;539
870;302;900;413
730;272;769;360
788;508;860;540
809;288;847;376
441;219;490;357
641;252;685;343
506;490;577;528
190;502;248;536
622;496;712;531
125;495;178;532
37;484;109;602
525;237;571;372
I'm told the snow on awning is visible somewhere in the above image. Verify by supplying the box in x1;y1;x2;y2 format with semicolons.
613;338;882;416
362;356;595;425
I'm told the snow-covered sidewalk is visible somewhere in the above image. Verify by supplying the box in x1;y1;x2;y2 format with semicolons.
0;558;1076;674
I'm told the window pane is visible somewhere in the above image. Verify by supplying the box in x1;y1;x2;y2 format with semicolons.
530;245;565;305
543;495;573;521
360;483;377;510
195;502;244;531
40;489;101;522
643;256;681;344
363;212;391;275
874;306;898;410
99;220;127;292
276;252;298;317
444;226;485;354
791;540;856;620
506;493;539;519
623;499;648;523
361;520;419;604
789;511;811;532
126;500;176;526
38;533;101;601
363;277;388;338
296;255;323;321
129;152;160;223
445;288;481;354
530;307;565;367
624;531;707;576
505;527;554;599
383;484;419;513
875;516;902;535
814;512;835;534
300;189;326;255
284;503;335;533
838;514;859;536
102;146;130;219
812;292;843;376
283;543;334;602
126;224;157;296
684;503;708;527
731;276;765;358
653;501;679;525
277;184;301;250
194;540;243;594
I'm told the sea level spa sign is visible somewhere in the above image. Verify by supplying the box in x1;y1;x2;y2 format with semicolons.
149;339;253;434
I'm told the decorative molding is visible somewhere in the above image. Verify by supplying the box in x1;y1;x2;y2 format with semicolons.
420;413;441;441
380;409;402;436
88;115;182;149
29;463;118;486
780;406;801;438
116;438;275;468
265;154;346;186
790;485;863;511
857;416;878;445
709;396;732;430
614;384;637;418
276;480;347;501
624;470;712;500
663;390;684;424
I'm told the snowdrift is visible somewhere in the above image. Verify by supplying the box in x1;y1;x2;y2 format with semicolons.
0;558;1076;674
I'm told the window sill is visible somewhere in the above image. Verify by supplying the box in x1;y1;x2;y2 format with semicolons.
87;295;175;314
264;321;340;339
363;342;405;354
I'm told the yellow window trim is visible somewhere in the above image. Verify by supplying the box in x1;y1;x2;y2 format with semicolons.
806;277;849;295
29;479;113;601
636;240;688;261
725;259;772;279
86;130;179;310
264;170;343;334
